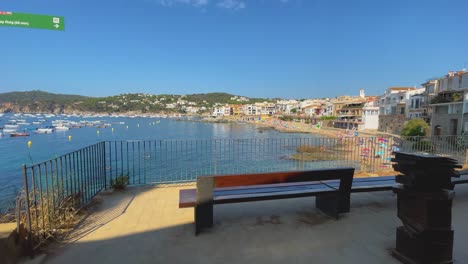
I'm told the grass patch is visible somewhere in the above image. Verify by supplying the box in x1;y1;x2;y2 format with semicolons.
110;175;129;190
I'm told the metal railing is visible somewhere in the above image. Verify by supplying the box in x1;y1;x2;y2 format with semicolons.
18;135;468;248
21;142;106;247
398;135;468;164
104;137;398;185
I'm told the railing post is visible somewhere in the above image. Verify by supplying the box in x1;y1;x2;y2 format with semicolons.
465;149;468;166
103;141;107;190
22;164;32;235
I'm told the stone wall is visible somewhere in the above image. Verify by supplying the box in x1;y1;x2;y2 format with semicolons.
431;113;462;136
378;114;406;135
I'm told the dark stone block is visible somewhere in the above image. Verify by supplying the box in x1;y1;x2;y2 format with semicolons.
394;187;454;232
394;226;453;264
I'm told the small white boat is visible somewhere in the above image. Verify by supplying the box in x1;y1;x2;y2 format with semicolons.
37;127;55;134
4;124;19;129
3;128;17;133
55;126;70;131
17;122;30;125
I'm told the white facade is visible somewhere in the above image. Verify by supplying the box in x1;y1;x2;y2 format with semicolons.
408;94;425;119
362;101;379;130
243;104;257;115
429;71;468;135
212;106;225;116
275;100;299;114
379;87;424;116
323;102;334;116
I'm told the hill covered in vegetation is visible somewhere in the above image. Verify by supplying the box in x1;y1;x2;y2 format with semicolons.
0;90;273;114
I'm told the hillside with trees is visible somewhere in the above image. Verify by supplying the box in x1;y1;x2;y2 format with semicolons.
0;90;273;114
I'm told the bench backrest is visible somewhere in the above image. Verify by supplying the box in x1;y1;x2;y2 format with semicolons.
196;167;355;203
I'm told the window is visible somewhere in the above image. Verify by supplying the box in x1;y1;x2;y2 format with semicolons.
448;104;462;114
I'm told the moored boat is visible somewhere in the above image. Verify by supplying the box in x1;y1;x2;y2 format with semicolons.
55;126;70;131
10;132;30;137
36;127;55;134
4;124;19;129
2;128;17;133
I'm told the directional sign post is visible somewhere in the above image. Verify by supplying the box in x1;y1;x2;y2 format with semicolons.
0;11;64;31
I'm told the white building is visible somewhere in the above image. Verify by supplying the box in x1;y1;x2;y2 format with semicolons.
275;100;299;114
212;106;225;116
243;104;257;115
362;100;379;130
408;93;426;119
429;71;468;135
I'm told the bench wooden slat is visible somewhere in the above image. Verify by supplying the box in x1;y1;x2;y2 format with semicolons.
179;182;334;208
353;176;396;182
179;189;196;208
215;181;327;191
351;185;395;192
214;182;332;197
210;168;355;188
215;185;337;204
453;174;468;185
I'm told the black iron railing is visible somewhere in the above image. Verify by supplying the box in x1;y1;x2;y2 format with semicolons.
21;141;106;246
17;135;468;248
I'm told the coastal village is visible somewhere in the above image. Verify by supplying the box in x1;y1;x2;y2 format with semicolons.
1;69;467;138
206;69;468;137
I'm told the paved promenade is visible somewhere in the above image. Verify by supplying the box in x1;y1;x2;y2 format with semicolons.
43;184;468;264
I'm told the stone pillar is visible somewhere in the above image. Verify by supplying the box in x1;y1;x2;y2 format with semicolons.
391;152;461;264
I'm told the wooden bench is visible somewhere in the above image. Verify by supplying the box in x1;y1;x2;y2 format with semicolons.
344;173;468;193
179;168;355;235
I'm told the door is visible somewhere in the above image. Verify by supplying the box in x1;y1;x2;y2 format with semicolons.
450;119;458;135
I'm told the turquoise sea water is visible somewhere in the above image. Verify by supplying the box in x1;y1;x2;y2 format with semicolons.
0;113;318;210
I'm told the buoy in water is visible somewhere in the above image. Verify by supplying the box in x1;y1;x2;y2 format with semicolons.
27;141;32;148
97;130;100;134
68;135;72;141
126;126;129;129
112;128;114;132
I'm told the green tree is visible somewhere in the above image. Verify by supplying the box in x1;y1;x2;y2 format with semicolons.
401;118;429;137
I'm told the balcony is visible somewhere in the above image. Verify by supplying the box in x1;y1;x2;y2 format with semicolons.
430;93;463;104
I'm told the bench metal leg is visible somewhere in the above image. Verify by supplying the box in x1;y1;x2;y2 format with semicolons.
195;203;213;235
339;193;351;213
316;194;339;219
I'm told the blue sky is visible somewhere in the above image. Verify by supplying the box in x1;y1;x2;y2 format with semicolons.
1;0;468;99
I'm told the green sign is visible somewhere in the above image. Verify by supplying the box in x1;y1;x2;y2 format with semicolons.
0;11;64;31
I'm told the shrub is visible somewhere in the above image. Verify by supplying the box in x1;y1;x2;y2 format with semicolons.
401;118;428;137
110;175;129;190
456;133;468;150
320;116;337;121
278;115;294;121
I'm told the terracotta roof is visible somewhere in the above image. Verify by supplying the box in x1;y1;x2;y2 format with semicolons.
389;87;416;91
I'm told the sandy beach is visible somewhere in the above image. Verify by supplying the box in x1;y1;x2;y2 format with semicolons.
231;116;402;177
238;116;399;139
